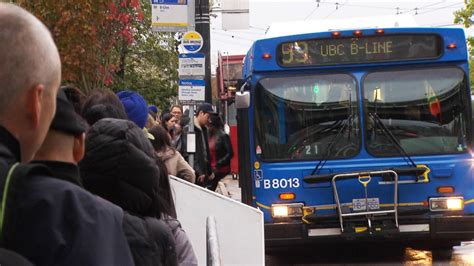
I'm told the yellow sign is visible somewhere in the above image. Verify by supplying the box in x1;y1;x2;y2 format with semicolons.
254;161;260;169
182;31;203;53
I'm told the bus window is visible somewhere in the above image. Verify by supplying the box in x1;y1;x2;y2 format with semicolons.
254;73;359;160
364;67;469;156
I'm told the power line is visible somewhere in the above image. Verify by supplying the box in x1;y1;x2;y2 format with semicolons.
212;38;252;46
225;30;265;36
399;0;446;15
312;0;462;17
249;25;267;31
212;31;256;41
323;2;346;20
416;2;463;15
211;27;265;36
427;23;458;27
318;1;407;12
334;2;400;11
304;6;319;21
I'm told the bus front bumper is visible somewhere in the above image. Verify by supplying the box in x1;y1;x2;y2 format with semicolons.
265;215;474;247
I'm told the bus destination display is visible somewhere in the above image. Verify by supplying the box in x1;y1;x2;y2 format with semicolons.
278;34;442;66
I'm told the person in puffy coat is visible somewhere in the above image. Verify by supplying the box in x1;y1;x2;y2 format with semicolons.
79;118;178;266
149;125;195;183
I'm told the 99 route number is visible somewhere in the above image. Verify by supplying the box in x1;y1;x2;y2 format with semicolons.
263;178;300;189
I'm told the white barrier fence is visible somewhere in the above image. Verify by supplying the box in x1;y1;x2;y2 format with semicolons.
170;176;265;265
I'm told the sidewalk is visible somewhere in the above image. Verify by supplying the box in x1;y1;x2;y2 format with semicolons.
216;174;241;202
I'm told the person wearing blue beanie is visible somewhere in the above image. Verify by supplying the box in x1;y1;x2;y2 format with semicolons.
117;90;148;129
148;105;158;115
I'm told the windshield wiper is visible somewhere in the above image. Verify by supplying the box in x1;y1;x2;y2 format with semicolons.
368;112;417;168
310;88;355;176
310;104;354;176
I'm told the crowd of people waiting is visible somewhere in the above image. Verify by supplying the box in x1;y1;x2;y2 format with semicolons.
0;3;232;266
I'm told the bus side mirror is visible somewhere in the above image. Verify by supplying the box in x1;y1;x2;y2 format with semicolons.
235;80;250;109
235;91;250;109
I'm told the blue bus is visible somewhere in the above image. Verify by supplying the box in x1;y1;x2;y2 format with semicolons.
235;27;474;247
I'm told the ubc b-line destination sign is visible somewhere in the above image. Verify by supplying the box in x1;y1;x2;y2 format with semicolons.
278;34;442;66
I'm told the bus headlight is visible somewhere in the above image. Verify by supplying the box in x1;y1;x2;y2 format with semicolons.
429;197;464;211
271;203;304;218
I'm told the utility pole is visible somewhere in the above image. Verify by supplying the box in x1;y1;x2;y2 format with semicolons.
195;0;212;103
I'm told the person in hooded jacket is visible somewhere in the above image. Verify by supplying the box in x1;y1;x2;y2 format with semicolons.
82;89;197;265
79;118;178;266
149;125;195;183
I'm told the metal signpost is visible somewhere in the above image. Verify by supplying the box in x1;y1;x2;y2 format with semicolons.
178;30;206;166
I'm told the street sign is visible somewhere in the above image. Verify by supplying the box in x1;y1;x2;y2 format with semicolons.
181;31;203;53
178;53;205;76
151;0;193;32
178;79;205;104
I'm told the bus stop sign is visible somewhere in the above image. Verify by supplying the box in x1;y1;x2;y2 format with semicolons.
178;79;205;104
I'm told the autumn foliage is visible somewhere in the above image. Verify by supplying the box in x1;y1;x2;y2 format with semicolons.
14;0;144;93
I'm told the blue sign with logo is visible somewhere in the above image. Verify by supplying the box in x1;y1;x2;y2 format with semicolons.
178;53;204;59
178;80;205;103
181;31;204;53
179;80;205;86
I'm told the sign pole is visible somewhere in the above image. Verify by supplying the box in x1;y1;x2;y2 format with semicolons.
187;105;195;168
195;0;212;103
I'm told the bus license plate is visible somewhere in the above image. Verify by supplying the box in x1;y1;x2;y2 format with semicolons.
352;198;380;211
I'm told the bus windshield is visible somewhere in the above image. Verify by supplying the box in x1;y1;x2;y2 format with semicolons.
254;73;359;161
364;67;469;156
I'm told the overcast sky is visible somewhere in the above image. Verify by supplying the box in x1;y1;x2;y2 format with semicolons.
209;0;467;73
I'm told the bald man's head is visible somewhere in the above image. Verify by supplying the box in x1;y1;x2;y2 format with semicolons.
0;4;61;161
0;3;61;113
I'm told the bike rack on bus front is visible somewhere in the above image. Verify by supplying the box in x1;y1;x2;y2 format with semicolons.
332;170;399;233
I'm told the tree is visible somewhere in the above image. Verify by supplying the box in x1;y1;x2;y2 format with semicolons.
13;0;179;110
14;0;143;93
110;0;179;112
454;0;474;88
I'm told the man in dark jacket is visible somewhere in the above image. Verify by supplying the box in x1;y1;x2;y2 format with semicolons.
0;4;134;265
33;90;89;186
183;103;216;188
